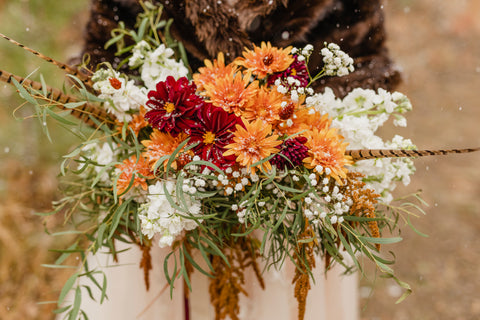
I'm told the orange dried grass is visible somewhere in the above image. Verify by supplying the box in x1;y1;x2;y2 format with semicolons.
292;219;316;320
208;233;264;320
343;172;381;250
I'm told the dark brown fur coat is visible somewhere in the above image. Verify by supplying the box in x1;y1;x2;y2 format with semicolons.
81;0;400;97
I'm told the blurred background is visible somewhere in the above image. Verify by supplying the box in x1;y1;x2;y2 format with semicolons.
0;0;479;319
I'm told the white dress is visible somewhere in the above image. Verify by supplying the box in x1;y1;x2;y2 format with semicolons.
76;242;358;320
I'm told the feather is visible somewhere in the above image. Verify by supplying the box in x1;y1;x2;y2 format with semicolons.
346;148;480;161
0;32;94;90
1;69;114;129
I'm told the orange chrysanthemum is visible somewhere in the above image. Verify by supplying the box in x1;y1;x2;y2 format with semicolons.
235;42;294;78
303;128;353;184
300;109;332;132
193;52;238;92
142;130;187;170
115;155;152;196
115;106;149;137
203;70;258;116
242;87;284;124
223;118;282;173
274;103;330;136
128;106;149;136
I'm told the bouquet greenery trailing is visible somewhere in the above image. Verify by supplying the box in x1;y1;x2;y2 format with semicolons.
6;2;477;320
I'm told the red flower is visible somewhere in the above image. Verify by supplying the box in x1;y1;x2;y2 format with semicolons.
190;103;243;168
271;137;308;170
145;76;204;136
267;55;309;89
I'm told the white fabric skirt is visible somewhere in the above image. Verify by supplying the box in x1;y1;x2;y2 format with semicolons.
74;243;358;320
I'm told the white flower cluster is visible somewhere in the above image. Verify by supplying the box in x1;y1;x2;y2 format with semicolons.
321;42;354;76
303;177;351;225
275;45;315;100
128;40;189;91
80;142;116;183
92;69;147;122
139;180;202;248
291;44;314;62
307;87;416;203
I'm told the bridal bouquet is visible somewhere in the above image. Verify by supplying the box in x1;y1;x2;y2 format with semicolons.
3;2;441;320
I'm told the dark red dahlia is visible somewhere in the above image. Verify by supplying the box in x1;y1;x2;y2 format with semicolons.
267;55;309;89
145;76;204;136
190;103;243;169
271;137;308;170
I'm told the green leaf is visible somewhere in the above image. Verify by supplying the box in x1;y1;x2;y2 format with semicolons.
82;285;96;302
197;241;215;273
53;305;71;314
200;236;229;267
68;287;82;320
337;231;361;271
357;236;403;245
11;78;38;106
41;264;78;269
100;273;108;304
183;242;214;278
407;216;429;237
179;248;191;291
108;199;131;239
96;223;107;251
104;34;125;50
64;101;87;109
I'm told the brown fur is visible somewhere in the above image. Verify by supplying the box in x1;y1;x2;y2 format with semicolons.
80;0;400;97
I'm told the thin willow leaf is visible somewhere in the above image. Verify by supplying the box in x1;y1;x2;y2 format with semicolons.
82;285;96;302
64;101;87;109
108;199;131;239
53;305;71;314
183;242;214;278
197;241;215;273
200;236;229;267
68;287;82;320
407;215;429;237
357;236;402;245
59;273;79;305
337;231;361;271
100;273;107;304
11;78;38;105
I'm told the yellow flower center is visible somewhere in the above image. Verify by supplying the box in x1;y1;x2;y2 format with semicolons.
203;131;216;144
291;68;297;76
164;102;175;113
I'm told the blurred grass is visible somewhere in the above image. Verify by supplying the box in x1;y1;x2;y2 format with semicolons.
0;1;89;319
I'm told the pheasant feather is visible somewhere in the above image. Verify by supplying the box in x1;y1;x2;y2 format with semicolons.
346;148;480;161
1;69;114;129
0;32;94;89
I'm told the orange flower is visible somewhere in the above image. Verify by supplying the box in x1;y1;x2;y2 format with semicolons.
115;155;152;196
235;42;294;78
303;128;352;184
300;109;332;132
224;118;282;173
243;87;284;124
193;52;237;91
142;130;187;170
275;98;331;135
114;106;149;137
128;106;149;136
203;70;258;116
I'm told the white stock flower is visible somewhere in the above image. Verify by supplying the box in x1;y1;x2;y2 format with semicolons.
92;69;147;121
139;180;202;248
137;44;189;90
